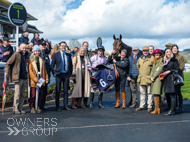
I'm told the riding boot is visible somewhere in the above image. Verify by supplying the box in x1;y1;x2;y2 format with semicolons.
165;94;176;116
121;92;126;109
164;93;171;111
114;92;120;108
98;93;104;109
151;96;159;114
71;98;77;109
178;94;183;113
77;98;86;108
89;93;94;109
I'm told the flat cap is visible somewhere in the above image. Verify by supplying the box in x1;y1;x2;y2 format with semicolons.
142;46;149;51
165;43;173;47
132;46;139;50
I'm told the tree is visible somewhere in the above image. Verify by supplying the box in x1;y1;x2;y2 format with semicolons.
69;39;81;50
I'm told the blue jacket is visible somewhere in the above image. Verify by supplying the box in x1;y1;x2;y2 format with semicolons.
51;51;73;76
20;35;29;44
128;53;140;78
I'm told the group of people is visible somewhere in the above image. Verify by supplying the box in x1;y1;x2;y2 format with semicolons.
2;33;52;114
2;35;185;116
127;44;184;116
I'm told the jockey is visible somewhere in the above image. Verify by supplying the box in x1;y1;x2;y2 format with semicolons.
88;46;107;109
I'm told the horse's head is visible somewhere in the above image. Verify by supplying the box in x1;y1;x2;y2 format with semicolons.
113;34;123;53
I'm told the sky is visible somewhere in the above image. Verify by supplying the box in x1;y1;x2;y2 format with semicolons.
9;0;190;52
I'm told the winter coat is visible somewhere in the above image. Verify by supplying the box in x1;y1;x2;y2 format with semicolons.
137;54;154;85
150;57;163;95
128;53;141;78
176;53;185;80
28;57;49;88
107;55;129;78
4;51;28;82
20;35;29;44
2;44;14;62
163;56;179;93
71;56;91;98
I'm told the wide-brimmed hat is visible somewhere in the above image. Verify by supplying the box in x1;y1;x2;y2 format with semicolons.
153;49;162;55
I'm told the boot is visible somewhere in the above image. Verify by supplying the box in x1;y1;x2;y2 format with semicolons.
71;98;77;109
177;94;183;113
159;95;163;113
83;98;89;107
37;107;42;114
114;92;120;108
129;102;137;108
98;93;104;109
89;93;94;109
121;92;126;109
151;96;159;114
30;108;35;114
165;94;176;116
77;98;86;108
164;93;171;111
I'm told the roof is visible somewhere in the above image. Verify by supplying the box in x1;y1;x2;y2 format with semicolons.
0;0;37;21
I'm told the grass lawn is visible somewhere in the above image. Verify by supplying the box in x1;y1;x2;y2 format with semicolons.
181;72;190;99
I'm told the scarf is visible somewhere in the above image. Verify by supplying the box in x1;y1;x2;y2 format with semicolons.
163;58;171;67
153;56;162;65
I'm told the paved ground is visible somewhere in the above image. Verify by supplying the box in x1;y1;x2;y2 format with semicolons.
0;87;190;142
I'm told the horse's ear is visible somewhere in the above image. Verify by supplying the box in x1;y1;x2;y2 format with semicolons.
113;35;116;40
120;34;122;40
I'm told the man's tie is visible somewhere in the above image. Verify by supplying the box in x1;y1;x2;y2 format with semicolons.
134;55;136;64
63;53;66;71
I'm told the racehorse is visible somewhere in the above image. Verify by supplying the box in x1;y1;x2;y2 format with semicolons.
112;34;132;58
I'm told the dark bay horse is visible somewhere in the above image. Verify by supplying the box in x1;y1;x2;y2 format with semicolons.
112;34;142;58
112;34;132;57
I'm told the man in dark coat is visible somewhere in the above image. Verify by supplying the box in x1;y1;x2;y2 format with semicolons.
51;41;73;112
20;32;29;44
2;37;14;62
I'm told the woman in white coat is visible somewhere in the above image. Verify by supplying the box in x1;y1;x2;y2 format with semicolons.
70;47;91;109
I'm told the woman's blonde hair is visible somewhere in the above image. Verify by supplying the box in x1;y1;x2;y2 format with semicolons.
30;51;43;62
164;49;174;61
50;44;59;58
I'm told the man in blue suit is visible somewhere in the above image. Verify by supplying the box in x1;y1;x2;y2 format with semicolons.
51;41;73;112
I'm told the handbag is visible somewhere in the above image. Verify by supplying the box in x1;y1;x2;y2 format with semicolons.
173;72;184;86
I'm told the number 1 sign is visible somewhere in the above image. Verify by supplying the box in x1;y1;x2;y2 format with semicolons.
8;3;27;26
